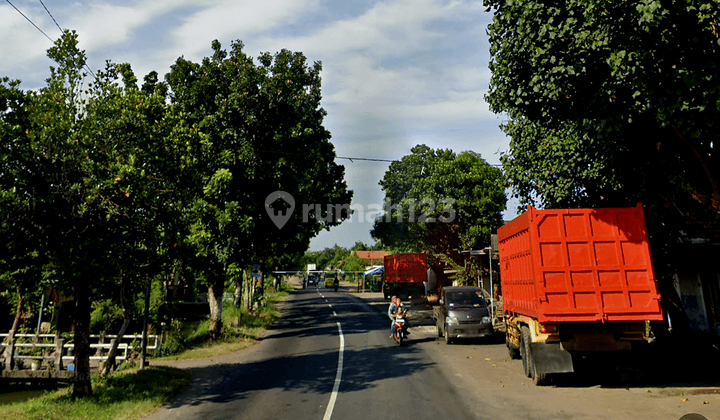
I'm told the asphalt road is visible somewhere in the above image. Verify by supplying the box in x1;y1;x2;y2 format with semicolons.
147;286;479;420
147;284;720;420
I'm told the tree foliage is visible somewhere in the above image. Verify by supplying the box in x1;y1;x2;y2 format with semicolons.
1;32;350;395
371;144;507;254
485;0;720;230
165;40;352;340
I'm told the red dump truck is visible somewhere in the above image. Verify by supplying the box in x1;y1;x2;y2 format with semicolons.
383;253;427;299
498;203;664;385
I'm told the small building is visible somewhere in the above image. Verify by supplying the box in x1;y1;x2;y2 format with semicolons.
351;251;390;266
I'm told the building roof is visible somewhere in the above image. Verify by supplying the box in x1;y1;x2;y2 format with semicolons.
352;251;390;261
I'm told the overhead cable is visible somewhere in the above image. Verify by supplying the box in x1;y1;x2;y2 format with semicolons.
38;0;63;33
5;0;53;42
6;0;96;80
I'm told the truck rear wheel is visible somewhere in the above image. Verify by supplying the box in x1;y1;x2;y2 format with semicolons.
520;325;550;385
532;365;549;386
520;326;532;378
507;341;520;359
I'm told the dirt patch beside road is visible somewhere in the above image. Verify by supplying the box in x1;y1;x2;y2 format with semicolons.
349;289;720;420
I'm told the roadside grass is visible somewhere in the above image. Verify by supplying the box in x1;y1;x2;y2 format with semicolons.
0;366;190;420
154;282;293;361
0;281;293;420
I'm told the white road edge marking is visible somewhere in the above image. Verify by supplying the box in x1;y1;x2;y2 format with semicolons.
323;321;344;420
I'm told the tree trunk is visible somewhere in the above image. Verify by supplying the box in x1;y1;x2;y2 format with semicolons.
274;266;281;291
2;293;24;360
140;280;150;370
259;272;264;297
208;275;224;342
234;276;243;308
245;270;254;313
72;286;92;399
101;315;130;376
251;277;257;311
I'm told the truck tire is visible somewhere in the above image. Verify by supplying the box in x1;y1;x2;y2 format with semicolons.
507;341;520;359
521;325;550;385
520;326;532;378
533;369;549;385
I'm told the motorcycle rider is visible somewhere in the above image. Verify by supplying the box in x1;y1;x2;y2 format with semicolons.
388;296;399;338
388;296;410;339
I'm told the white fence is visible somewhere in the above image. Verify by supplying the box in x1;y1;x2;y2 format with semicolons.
0;332;159;372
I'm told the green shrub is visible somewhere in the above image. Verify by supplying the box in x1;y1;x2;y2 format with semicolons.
89;299;125;333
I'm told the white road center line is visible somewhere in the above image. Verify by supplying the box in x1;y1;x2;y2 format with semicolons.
322;321;344;420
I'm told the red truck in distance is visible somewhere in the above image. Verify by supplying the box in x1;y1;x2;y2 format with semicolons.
383;253;427;300
498;203;664;385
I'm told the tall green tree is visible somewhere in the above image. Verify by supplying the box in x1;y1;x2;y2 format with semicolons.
485;0;720;225
484;0;720;331
166;40;352;339
0;78;47;363
0;30;187;397
372;144;506;255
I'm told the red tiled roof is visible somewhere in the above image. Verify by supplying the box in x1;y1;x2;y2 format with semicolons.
352;251;390;261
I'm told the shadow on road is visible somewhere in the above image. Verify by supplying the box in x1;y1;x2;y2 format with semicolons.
159;288;438;410
511;337;720;389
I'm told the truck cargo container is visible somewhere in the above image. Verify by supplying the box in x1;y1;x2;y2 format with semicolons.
498;203;663;385
383;253;427;299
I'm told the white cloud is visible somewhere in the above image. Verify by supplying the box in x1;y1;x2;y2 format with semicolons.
169;0;320;60
259;0;465;56
67;1;196;50
0;4;55;72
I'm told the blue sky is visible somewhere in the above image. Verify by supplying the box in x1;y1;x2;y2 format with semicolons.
1;0;518;251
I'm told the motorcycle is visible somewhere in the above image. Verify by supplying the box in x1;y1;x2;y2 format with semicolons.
393;308;409;345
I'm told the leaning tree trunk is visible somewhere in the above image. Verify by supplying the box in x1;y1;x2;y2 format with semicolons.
2;293;24;360
207;274;225;342
101;315;130;376
72;285;93;399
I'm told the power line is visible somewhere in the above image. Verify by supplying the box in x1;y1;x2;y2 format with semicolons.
36;0;96;80
259;148;500;166
38;0;63;34
5;0;53;42
6;0;96;80
336;156;397;163
336;155;502;167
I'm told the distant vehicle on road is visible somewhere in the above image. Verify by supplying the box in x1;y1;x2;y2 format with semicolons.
383;253;426;299
324;271;340;290
306;273;318;286
434;286;493;344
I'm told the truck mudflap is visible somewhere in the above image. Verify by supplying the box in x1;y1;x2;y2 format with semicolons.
530;342;574;375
